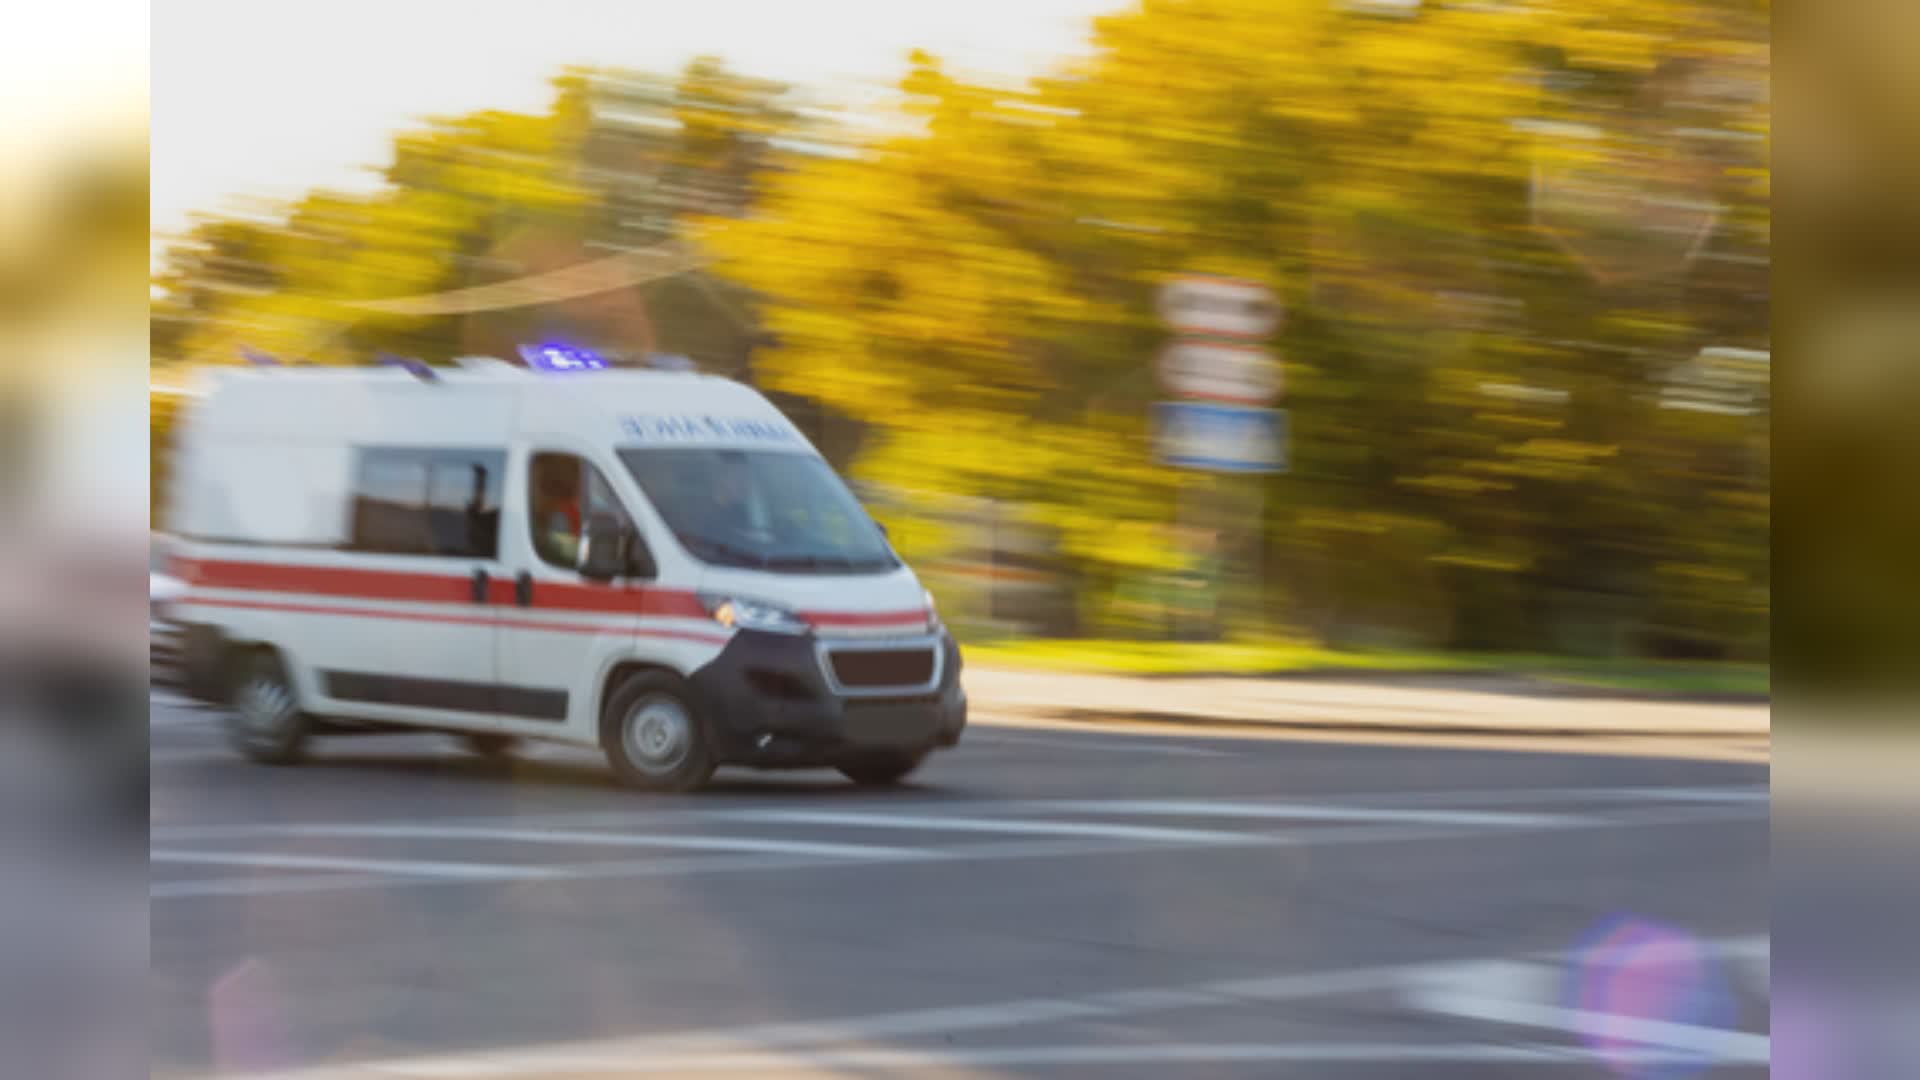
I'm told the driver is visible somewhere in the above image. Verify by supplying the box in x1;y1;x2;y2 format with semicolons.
700;452;757;543
534;459;583;567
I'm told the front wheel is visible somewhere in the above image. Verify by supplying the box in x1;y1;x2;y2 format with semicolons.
838;751;926;787
600;671;715;793
226;650;310;765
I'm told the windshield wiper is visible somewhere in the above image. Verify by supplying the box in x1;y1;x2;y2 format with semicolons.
765;554;853;571
765;553;902;573
683;535;769;568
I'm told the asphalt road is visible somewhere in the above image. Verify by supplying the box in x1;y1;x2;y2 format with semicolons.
151;688;1770;1079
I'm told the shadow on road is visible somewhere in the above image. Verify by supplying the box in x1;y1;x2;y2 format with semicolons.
287;743;956;801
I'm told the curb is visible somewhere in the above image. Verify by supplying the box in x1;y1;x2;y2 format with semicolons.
986;706;1770;741
967;666;1770;707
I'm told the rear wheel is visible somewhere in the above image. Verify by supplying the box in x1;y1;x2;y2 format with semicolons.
600;671;714;792
226;650;310;765
837;751;926;787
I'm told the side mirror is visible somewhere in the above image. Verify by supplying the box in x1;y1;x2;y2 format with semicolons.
579;514;630;583
625;541;657;580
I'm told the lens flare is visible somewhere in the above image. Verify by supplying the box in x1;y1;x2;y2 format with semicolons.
1567;917;1740;1080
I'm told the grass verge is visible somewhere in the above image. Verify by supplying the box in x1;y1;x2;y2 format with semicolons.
962;639;1769;698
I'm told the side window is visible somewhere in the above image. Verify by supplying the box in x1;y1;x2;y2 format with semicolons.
528;452;638;572
349;448;505;558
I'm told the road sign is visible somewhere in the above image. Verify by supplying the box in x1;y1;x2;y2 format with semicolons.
1153;402;1288;473
1156;276;1282;339
1157;341;1282;404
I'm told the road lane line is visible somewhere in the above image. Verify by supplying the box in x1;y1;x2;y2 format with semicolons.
1612;786;1772;803
1409;993;1769;1062
1038;799;1580;827
147;852;845;900
146;834;1272;902
150;802;1768;902
205;938;1769;1079
149;850;561;880
1402;958;1770;1062
695;809;1265;845
151;823;931;862
155;808;1766;902
264;1042;1753;1074
151;785;1767;842
1312;785;1770;809
151;873;397;900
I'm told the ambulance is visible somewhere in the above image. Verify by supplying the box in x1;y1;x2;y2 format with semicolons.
167;352;966;791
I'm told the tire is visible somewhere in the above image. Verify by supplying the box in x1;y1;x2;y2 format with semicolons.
837;751;926;787
462;733;519;759
225;649;310;765
600;670;714;792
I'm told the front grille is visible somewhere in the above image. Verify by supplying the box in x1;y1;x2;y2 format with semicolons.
828;647;936;689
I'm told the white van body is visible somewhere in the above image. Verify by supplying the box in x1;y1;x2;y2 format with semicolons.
169;362;965;789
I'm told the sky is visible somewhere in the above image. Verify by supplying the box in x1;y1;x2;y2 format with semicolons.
2;0;147;241
152;0;1129;249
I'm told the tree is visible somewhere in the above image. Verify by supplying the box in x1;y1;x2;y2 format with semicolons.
705;0;1768;654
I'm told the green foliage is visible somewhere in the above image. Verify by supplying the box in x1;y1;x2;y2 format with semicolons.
711;0;1769;659
150;5;1768;661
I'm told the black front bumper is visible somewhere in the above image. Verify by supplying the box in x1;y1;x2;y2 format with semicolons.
688;628;967;768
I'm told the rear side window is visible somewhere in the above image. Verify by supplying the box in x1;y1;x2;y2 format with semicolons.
349;448;505;558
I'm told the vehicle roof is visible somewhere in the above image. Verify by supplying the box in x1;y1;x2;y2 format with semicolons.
184;364;810;452
193;362;737;392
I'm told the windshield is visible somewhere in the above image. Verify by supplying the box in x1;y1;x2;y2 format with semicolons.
619;448;898;573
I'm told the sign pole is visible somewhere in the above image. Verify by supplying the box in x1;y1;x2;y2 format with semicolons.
1153;273;1287;641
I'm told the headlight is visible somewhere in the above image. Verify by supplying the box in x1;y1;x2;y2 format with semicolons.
923;589;943;633
699;593;809;635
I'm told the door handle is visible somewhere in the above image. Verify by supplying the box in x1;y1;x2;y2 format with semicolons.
470;568;490;604
515;571;533;608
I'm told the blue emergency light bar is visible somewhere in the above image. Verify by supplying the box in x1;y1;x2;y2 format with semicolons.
519;343;609;373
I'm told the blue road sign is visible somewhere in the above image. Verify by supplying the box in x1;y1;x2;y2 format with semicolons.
1153;402;1288;473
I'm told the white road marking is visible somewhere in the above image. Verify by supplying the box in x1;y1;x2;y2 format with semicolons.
696;809;1266;845
151;873;397;900
1403;958;1770;1062
1327;785;1769;809
208;939;1769;1079
149;849;561;880
235;1042;1758;1075
1612;786;1772;803
153;823;929;862
354;785;1763;837
149;789;1767;902
1038;799;1578;828
1412;994;1768;1062
149;804;1765;902
149;853;836;900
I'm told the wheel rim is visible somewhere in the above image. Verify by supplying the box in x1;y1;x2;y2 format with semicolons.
235;673;294;740
622;694;692;774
